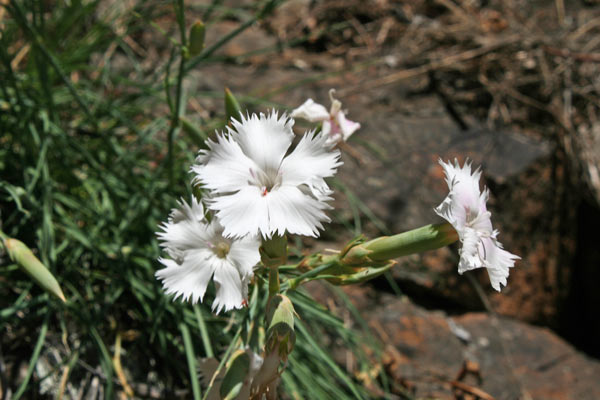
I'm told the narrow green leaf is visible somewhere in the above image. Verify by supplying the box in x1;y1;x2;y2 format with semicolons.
194;304;214;358
12;314;49;400
202;326;243;400
180;322;202;400
296;319;363;399
90;327;114;398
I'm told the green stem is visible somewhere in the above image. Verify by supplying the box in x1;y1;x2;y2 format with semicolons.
286;262;334;290
269;266;280;297
166;0;189;188
261;235;287;298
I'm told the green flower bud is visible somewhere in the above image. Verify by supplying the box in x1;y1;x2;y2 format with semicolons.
188;20;206;57
225;87;242;124
4;238;66;302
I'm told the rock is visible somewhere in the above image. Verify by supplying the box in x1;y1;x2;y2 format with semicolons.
361;294;600;400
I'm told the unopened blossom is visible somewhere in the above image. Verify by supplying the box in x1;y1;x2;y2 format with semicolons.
155;197;260;313
291;89;360;146
435;159;520;291
192;111;342;238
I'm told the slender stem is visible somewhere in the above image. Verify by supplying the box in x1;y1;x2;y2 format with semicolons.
12;313;50;400
268;266;280;297
285;262;334;290
261;235;287;298
166;0;188;188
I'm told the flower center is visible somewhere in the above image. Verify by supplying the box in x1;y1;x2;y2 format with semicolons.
214;241;230;258
249;167;282;196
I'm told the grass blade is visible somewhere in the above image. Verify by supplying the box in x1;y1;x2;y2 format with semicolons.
180;322;202;400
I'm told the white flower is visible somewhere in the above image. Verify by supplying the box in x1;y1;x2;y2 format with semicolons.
155;197;260;313
291;89;360;146
434;159;520;291
192;111;342;239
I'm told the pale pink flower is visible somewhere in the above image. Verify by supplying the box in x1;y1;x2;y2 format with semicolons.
291;89;360;146
435;159;520;291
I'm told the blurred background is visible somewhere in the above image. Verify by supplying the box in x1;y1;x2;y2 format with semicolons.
2;0;600;398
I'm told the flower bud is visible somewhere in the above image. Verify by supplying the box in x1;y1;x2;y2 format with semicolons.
188;20;205;57
224;87;242;124
4;238;66;302
341;223;458;265
251;294;296;399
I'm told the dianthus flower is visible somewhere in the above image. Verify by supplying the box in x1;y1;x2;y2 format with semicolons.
192;111;342;238
435;159;520;291
155;197;260;313
291;89;360;147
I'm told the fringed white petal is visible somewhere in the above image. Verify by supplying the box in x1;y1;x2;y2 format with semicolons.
457;227;483;274
156;198;211;253
228;236;261;277
230;111;294;173
155;253;216;304
481;237;520;291
209;186;271;238
264;185;331;237
439;159;484;227
279;131;342;187
212;260;245;313
192;134;258;194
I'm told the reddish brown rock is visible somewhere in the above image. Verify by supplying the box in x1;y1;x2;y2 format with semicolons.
362;294;600;400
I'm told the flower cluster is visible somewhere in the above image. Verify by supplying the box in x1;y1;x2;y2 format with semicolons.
156;109;342;312
155;90;520;314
